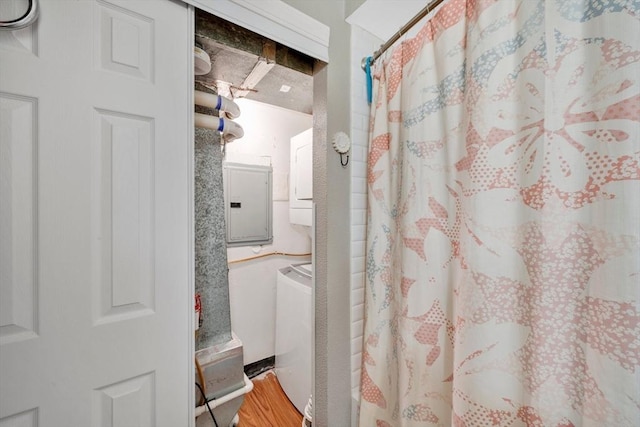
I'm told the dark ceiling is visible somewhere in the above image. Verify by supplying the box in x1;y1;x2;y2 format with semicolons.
195;10;314;115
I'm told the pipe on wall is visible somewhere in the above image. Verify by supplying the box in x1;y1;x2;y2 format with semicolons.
195;113;245;142
194;90;241;120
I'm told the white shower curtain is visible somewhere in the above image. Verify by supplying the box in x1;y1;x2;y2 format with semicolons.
360;0;640;426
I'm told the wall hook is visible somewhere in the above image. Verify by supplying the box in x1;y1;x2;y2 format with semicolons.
332;132;351;168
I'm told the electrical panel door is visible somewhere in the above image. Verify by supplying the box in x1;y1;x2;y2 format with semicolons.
223;163;273;246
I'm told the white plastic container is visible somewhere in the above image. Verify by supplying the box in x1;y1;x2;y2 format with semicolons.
195;333;253;427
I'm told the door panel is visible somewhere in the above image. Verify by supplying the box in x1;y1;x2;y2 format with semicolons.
0;92;38;345
0;1;191;425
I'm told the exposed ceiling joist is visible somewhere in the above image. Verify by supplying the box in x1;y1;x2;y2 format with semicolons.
234;40;276;98
195;9;314;114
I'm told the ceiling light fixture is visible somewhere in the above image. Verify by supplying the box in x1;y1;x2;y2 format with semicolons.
215;80;232;99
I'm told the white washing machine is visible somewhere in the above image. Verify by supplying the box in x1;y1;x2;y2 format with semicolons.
275;262;312;414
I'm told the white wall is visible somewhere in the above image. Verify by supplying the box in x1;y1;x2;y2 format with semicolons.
346;0;427;41
225;98;312;365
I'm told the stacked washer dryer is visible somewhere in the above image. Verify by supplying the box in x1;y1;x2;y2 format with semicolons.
275;262;312;419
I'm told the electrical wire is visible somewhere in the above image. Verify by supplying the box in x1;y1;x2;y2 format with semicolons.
227;251;311;265
195;382;219;427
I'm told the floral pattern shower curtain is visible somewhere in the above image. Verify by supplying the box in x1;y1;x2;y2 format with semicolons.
360;0;640;426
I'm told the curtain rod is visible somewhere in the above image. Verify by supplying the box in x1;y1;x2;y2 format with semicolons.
361;0;447;70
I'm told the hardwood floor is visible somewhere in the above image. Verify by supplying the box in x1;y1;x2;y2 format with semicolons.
238;372;303;427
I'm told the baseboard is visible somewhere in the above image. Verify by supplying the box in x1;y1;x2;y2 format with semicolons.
244;355;275;379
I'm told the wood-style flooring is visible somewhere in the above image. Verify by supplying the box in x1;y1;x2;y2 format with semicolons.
238;372;303;427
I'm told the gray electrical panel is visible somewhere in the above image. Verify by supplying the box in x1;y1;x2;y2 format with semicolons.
223;162;273;247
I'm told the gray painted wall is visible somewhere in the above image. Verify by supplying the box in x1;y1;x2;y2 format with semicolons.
280;1;365;425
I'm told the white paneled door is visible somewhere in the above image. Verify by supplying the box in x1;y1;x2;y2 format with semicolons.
0;1;191;426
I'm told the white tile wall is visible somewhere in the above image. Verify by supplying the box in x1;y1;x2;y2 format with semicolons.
349;24;383;404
